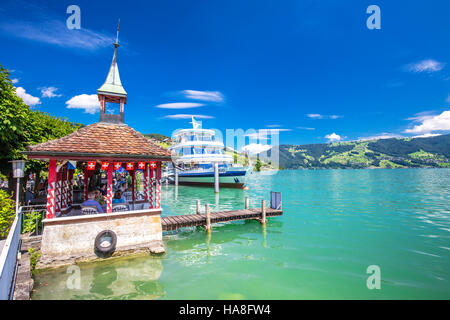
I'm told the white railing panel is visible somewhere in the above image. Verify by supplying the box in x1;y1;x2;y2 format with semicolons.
0;210;22;300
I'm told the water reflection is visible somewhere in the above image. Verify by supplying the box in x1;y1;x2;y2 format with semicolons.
32;255;164;300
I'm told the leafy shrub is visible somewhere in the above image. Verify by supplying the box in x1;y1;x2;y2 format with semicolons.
0;189;15;239
28;247;41;274
22;209;44;235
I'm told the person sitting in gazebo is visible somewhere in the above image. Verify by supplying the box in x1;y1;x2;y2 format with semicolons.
112;190;130;211
112;190;125;204
82;189;104;213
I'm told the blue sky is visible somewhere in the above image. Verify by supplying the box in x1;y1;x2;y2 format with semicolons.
1;0;450;146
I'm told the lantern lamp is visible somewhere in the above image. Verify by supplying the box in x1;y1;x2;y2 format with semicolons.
10;159;26;178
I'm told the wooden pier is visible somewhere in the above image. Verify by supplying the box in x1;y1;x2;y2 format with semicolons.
161;206;283;231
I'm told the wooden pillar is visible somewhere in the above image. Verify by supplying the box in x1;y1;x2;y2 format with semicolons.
107;162;113;213
99;96;106;112
245;196;249;210
83;167;89;201
149;166;154;208
67;169;74;206
214;162;219;193
46;159;56;219
83;167;95;201
131;170;136;201
120;97;125;114
144;164;149;201
61;165;68;211
196;200;201;214
155;161;162;208
174;166;178;186
55;166;62;216
205;203;211;233
261;199;266;224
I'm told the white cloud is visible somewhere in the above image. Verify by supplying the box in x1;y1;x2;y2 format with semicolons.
412;133;442;138
266;124;282;128
245;132;269;140
15;87;41;106
404;110;450;134
162;114;214;119
40;86;62;98
245;129;291;140
358;133;403;141
155;102;205;109
405;59;445;73
307;113;322;119
259;128;292;133
0;19;112;51
446;94;450;103
242;143;271;155
325;132;341;142
66;94;99;114
296;126;315;130
307;114;342;119
181;90;224;102
11;78;19;84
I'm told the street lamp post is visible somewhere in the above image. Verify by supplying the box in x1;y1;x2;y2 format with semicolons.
10;160;26;214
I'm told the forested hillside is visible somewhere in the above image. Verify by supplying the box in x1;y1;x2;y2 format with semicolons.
277;134;450;169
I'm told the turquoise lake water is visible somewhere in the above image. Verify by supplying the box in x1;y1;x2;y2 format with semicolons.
32;169;450;299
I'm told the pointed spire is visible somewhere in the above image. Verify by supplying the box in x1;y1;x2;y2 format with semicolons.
97;19;127;98
115;18;120;46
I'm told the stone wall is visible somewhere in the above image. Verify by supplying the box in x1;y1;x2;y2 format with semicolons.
39;209;164;268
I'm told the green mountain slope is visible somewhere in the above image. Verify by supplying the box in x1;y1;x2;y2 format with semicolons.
277;134;450;169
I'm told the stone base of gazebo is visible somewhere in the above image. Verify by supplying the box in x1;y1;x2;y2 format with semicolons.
36;209;165;269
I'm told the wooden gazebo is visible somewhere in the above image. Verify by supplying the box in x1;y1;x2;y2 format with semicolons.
23;26;171;219
21;26;172;264
24;121;171;218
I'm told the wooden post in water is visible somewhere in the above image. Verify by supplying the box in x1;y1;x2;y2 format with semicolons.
214;162;219;193
205;203;211;233
245;196;249;209
174;166;178;186
261;199;266;224
196;200;201;214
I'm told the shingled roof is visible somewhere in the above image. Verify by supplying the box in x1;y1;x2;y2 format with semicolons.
24;122;172;161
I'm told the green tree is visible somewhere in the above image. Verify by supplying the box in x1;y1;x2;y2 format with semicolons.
0;189;15;238
0;64;81;203
255;157;262;172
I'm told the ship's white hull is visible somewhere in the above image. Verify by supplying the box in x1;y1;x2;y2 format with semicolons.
173;167;250;188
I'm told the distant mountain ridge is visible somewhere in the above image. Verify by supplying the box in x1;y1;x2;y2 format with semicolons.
277;134;450;169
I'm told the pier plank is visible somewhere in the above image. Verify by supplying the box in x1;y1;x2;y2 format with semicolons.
162;208;283;231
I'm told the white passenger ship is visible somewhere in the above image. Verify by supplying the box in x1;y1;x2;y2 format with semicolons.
169;117;251;188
